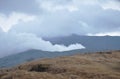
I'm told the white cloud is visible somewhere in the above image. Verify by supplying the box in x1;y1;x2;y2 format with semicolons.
37;0;120;12
72;0;120;11
0;31;85;58
9;0;120;37
0;0;120;57
73;0;99;5
87;32;120;36
37;0;79;12
0;12;36;32
53;43;85;52
101;0;120;11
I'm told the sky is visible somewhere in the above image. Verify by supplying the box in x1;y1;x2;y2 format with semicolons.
0;0;120;57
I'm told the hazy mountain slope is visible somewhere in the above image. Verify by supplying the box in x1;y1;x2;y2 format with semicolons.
0;50;120;79
0;49;85;68
43;35;120;51
0;35;120;68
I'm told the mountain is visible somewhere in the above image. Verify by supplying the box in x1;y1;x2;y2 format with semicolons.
43;34;120;51
0;35;120;68
0;49;85;68
0;50;120;79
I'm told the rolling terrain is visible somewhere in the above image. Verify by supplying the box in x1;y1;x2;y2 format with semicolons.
0;35;120;68
0;50;120;79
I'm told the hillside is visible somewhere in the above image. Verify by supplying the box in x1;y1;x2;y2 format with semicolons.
0;50;120;79
0;49;84;68
1;35;120;68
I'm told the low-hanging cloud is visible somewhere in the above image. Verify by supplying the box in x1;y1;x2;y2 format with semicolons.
87;31;120;36
0;30;85;58
0;12;85;58
0;0;120;58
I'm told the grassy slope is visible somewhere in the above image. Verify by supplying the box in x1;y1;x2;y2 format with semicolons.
0;50;120;79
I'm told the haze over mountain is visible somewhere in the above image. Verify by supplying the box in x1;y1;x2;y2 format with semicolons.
0;0;120;67
43;34;120;51
0;34;120;68
0;29;85;58
0;1;120;79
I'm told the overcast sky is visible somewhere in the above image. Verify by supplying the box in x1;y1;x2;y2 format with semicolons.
0;0;120;36
0;0;120;57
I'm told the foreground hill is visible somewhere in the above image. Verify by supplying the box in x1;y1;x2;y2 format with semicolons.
0;51;120;79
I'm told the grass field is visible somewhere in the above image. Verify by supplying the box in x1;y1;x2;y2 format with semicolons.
0;50;120;79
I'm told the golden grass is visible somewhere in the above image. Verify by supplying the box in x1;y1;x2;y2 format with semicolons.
0;51;120;79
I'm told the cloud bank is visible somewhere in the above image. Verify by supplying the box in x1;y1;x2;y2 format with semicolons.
0;12;85;58
0;12;36;32
0;31;85;58
87;32;120;36
7;0;120;37
0;0;120;57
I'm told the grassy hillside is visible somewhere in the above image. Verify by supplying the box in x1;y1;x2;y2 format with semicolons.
0;50;120;79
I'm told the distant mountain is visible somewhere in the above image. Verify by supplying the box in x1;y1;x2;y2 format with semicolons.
0;49;85;68
43;34;120;51
0;35;120;68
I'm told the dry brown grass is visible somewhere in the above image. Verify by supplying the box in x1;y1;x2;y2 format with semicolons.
0;51;120;79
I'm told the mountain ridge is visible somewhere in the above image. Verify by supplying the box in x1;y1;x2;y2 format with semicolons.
0;35;120;68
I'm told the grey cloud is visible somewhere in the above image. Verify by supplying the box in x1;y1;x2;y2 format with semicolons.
0;0;40;14
10;0;120;37
0;31;85;58
0;0;120;58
